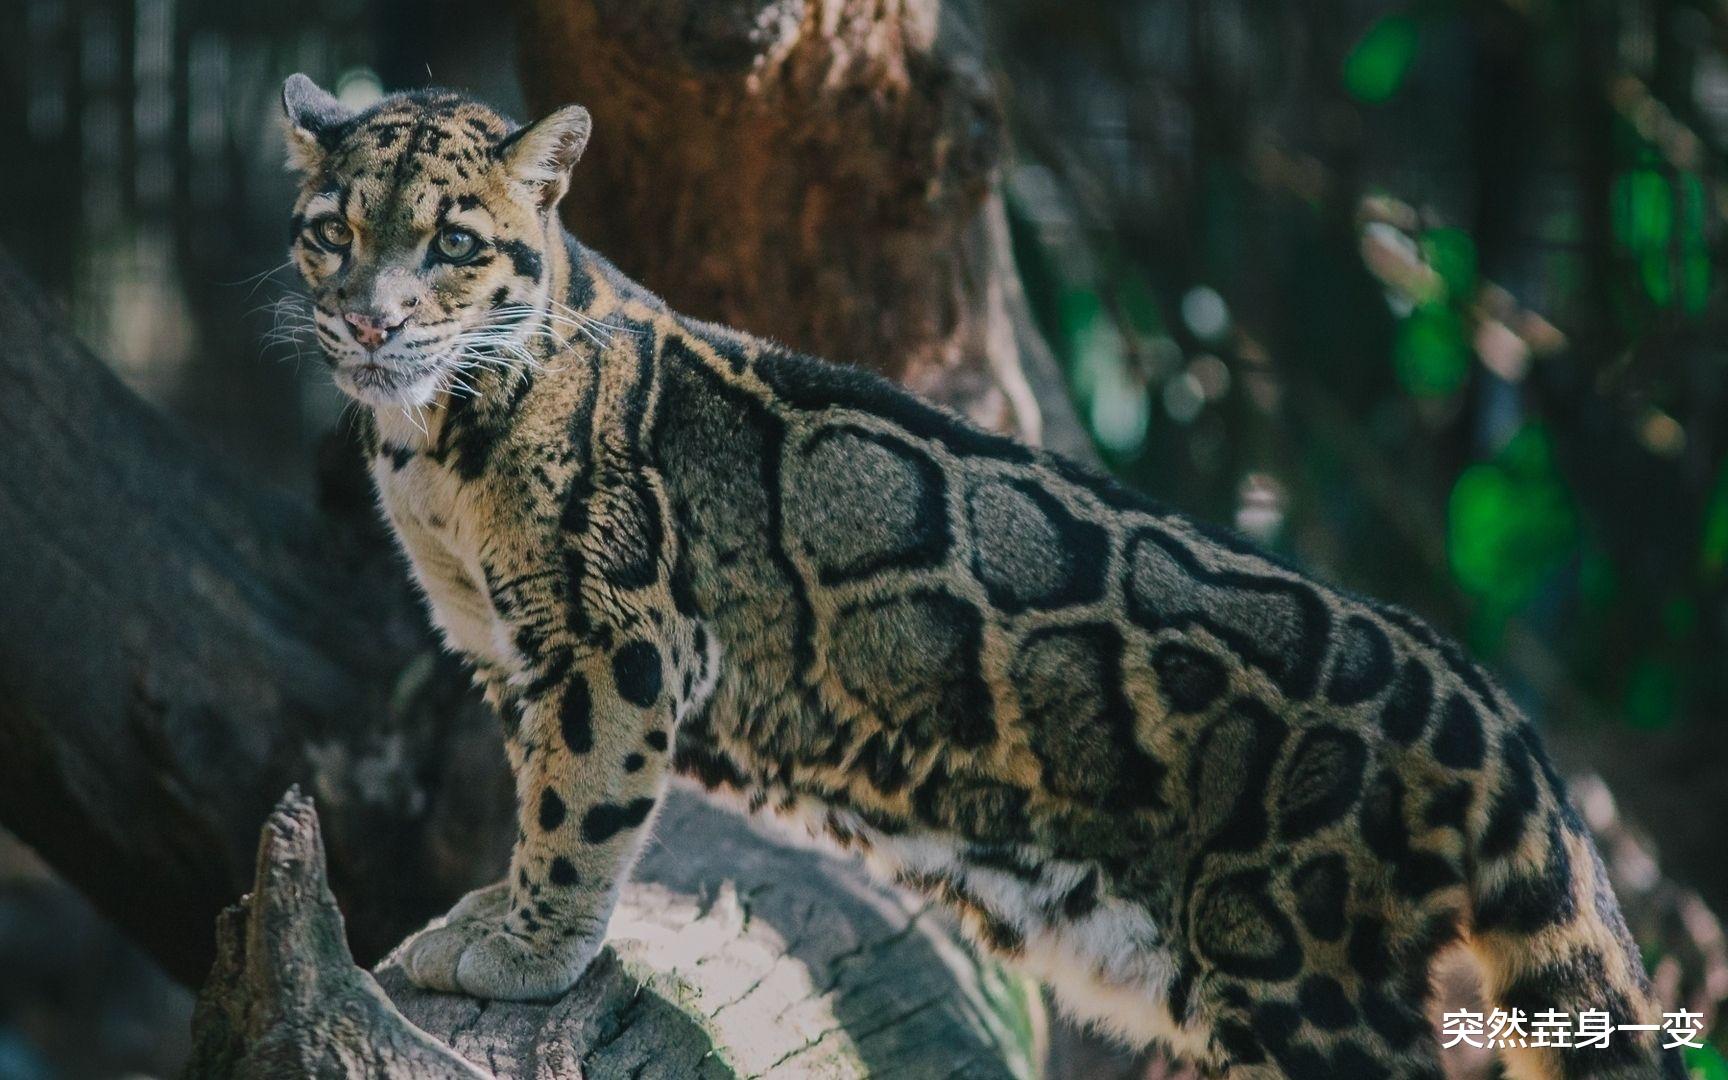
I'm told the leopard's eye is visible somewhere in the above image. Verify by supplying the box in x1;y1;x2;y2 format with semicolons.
433;226;481;264
315;217;353;248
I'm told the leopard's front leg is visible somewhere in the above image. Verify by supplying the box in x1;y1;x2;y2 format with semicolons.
400;635;678;1001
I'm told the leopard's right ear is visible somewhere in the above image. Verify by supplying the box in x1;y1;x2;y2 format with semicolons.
280;74;354;173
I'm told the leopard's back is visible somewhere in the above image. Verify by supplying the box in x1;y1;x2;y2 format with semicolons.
647;322;1679;1078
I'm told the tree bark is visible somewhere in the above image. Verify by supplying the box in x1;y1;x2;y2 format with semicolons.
515;0;1091;458
185;789;1041;1079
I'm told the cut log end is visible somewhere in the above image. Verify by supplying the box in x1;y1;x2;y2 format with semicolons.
182;788;1046;1079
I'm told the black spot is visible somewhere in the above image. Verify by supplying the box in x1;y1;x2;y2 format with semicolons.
581;798;656;843
612;641;663;708
972;908;1025;954
1480;724;1540;859
1271;1045;1332;1080
1190;699;1288;854
1060;869;1101;919
1475;815;1575;934
1252;1002;1301;1050
757;348;1035;464
522;646;573;700
548;856;578;886
1213;1019;1266;1065
1329;1042;1389;1080
966;477;1109;613
792;426;950;584
1424;781;1474;831
538;789;566;831
854;731;913;794
433;366;525;479
1347;916;1390;982
911;763;1029;846
1376;658;1434;744
645;729;669;752
1297;976;1356;1030
1371;602;1503;710
672;739;747;791
593;476;665;590
1276;727;1367;842
1396;851;1463;900
1360;986;1428;1049
1166;964;1195;1022
1432;693;1486;769
1192;868;1302;981
831;590;996;749
623;752;646;773
380;442;415;471
651;346;817;679
1125;528;1331;700
615;321;661;457
560;677;593;754
1359;770;1410;861
1151;641;1229;713
1015;624;1165;810
494;237;543;281
1290;854;1349;941
1326;615;1394;705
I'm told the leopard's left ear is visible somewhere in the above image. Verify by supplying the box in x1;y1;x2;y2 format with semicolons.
499;105;592;211
281;74;355;173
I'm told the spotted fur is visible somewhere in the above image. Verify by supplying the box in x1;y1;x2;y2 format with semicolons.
280;75;1681;1079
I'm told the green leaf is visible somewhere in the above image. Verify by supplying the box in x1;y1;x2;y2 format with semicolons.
1685;1041;1728;1080
1394;304;1470;397
1612;168;1673;250
1344;15;1420;104
1447;425;1579;627
1422;228;1477;302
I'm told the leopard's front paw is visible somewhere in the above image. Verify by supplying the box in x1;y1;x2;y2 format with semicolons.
397;883;600;1001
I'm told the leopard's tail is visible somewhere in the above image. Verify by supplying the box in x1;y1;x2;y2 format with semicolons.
1459;723;1687;1080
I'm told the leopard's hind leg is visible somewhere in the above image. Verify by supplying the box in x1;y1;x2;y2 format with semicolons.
1169;842;1468;1080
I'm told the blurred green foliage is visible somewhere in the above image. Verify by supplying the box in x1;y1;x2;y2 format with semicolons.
1004;0;1728;743
1448;424;1579;646
1689;1042;1728;1080
1345;14;1421;103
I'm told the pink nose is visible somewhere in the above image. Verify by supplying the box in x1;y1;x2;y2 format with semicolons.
343;311;408;351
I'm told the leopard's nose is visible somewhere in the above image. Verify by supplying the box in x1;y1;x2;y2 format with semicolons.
343;310;410;352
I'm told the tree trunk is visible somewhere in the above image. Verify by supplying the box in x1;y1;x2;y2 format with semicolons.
183;789;1041;1079
515;0;1093;459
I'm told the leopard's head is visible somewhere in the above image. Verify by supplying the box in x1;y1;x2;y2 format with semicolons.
279;75;589;408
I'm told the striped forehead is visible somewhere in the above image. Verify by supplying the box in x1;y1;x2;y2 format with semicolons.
320;99;513;230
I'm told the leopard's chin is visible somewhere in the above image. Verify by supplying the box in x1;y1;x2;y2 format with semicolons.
332;354;446;409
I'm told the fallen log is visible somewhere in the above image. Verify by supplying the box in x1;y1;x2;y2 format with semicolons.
183;788;1045;1079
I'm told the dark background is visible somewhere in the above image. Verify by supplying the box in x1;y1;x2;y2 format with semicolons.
2;0;1726;1075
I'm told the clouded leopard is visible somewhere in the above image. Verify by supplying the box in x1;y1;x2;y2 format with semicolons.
278;73;1682;1079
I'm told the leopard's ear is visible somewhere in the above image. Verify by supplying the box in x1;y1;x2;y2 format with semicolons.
280;73;354;173
498;105;591;211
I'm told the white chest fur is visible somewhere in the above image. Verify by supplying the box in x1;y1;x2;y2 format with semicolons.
371;448;519;672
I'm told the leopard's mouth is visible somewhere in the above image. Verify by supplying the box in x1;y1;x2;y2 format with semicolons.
333;352;445;407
